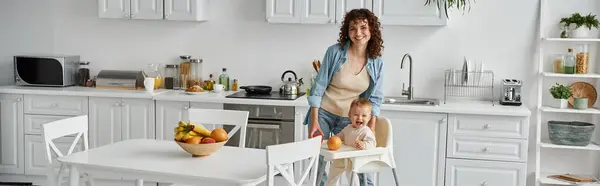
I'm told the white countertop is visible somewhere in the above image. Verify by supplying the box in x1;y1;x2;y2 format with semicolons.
0;85;531;116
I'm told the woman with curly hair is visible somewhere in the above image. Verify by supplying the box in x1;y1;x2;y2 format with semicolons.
304;8;384;186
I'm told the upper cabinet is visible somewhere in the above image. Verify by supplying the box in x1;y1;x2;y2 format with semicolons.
98;0;209;21
266;0;447;26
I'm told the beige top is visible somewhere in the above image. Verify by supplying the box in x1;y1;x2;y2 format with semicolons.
321;61;370;116
337;124;376;149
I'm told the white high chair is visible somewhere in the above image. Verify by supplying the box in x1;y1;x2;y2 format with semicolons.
42;115;94;186
318;117;400;186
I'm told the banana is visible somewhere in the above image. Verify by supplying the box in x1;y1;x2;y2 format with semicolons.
189;122;212;137
182;132;194;141
174;131;185;141
178;121;187;127
188;130;200;136
174;126;185;133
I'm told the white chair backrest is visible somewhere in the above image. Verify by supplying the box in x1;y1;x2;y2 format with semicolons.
188;108;249;147
266;136;322;186
374;117;393;148
42;115;89;162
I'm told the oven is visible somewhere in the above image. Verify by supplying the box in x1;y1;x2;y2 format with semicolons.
223;103;295;149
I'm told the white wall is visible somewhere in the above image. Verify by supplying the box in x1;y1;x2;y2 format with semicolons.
0;0;544;184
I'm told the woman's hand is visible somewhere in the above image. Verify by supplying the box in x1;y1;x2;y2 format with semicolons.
308;107;323;139
355;141;365;150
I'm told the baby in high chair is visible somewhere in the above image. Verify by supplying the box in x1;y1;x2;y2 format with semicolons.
326;98;377;186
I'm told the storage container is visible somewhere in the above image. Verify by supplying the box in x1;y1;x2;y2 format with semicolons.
548;121;594;146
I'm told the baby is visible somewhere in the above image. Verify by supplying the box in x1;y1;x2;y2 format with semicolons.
326;98;377;186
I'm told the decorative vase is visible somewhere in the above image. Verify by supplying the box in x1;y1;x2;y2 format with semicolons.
555;99;568;109
572;27;591;38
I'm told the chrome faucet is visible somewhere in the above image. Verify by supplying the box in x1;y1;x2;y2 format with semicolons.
401;53;414;100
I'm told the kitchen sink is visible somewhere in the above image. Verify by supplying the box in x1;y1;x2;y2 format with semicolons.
383;97;440;106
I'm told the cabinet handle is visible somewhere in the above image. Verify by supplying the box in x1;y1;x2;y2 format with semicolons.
51;103;58;107
183;106;189;110
16;98;21;102
481;181;488;186
124;14;130;18
329;19;333;23
130;14;135;18
115;102;121;106
121;102;126;106
484;124;491;129
483;147;490;152
439;118;447;123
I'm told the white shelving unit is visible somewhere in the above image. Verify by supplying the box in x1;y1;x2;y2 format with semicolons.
536;0;600;186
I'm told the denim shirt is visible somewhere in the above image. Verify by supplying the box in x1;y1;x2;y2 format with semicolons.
303;41;385;125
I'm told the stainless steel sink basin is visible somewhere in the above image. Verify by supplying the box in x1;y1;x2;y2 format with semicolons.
383;97;440;106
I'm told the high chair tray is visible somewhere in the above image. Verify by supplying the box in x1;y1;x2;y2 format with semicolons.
320;140;387;161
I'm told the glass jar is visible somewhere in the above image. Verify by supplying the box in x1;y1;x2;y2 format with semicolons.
145;64;163;89
564;48;576;74
77;61;90;86
179;55;191;90
164;64;179;89
189;59;203;87
576;44;589;74
553;54;564;73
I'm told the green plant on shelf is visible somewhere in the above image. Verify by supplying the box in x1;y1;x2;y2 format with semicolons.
560;13;600;30
424;0;474;19
550;83;572;99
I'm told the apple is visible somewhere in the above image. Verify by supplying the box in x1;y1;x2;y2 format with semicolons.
201;137;216;144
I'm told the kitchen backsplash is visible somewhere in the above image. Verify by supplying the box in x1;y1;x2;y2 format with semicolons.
0;0;537;102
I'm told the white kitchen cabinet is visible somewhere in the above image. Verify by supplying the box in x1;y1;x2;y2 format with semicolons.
377;111;446;186
89;97;155;148
372;0;446;26
98;0;209;21
24;135;82;176
335;0;372;24
155;101;190;141
0;94;24;174
266;0;447;26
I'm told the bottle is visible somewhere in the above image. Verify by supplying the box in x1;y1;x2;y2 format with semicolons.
564;48;576;74
219;68;230;91
205;74;215;91
553;54;564;73
232;79;238;91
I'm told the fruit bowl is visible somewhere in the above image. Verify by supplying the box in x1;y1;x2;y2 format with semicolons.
175;139;228;157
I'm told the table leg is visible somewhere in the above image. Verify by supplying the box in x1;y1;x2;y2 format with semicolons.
69;166;80;186
135;179;143;186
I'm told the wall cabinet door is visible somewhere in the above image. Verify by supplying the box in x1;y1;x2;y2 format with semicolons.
156;101;190;140
335;0;372;24
122;98;155;141
99;0;131;19
372;0;447;26
300;0;336;24
0;94;24;174
377;111;447;186
266;0;300;23
164;0;209;21
131;0;164;19
89;97;122;148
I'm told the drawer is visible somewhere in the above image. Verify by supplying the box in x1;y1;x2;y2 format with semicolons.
449;114;528;139
24;115;73;135
445;158;526;186
24;95;88;116
447;136;527;162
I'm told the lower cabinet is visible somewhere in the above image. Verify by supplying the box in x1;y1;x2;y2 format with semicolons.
24;135;83;175
445;158;527;186
377;111;447;186
0;94;24;174
89;97;155;148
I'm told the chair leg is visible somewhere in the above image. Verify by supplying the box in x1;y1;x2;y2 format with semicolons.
349;173;355;186
392;168;400;186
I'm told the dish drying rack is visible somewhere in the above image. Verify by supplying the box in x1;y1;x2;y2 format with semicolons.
444;69;495;105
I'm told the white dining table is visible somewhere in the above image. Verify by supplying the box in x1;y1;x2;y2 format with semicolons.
57;139;268;186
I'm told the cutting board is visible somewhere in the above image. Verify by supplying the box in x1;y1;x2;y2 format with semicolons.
549;174;597;183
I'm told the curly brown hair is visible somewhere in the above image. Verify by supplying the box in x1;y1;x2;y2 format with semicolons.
337;9;384;59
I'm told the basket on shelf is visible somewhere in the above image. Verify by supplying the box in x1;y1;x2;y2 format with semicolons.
548;121;595;146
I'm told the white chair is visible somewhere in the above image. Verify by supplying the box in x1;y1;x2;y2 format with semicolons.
265;136;322;186
42;115;94;186
188;108;249;147
348;117;400;186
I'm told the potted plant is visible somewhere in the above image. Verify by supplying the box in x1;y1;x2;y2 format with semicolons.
424;0;473;19
560;13;599;38
550;83;572;109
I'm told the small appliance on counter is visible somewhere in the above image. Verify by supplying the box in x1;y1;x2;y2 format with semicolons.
13;55;80;87
499;79;522;106
95;70;145;90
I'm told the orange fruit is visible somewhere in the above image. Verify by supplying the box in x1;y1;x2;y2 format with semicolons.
186;136;202;144
211;128;228;142
201;137;216;144
327;136;342;150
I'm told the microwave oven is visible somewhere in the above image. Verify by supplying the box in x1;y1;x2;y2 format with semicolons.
14;55;79;87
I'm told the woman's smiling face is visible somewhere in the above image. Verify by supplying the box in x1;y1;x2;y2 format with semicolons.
348;19;371;46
